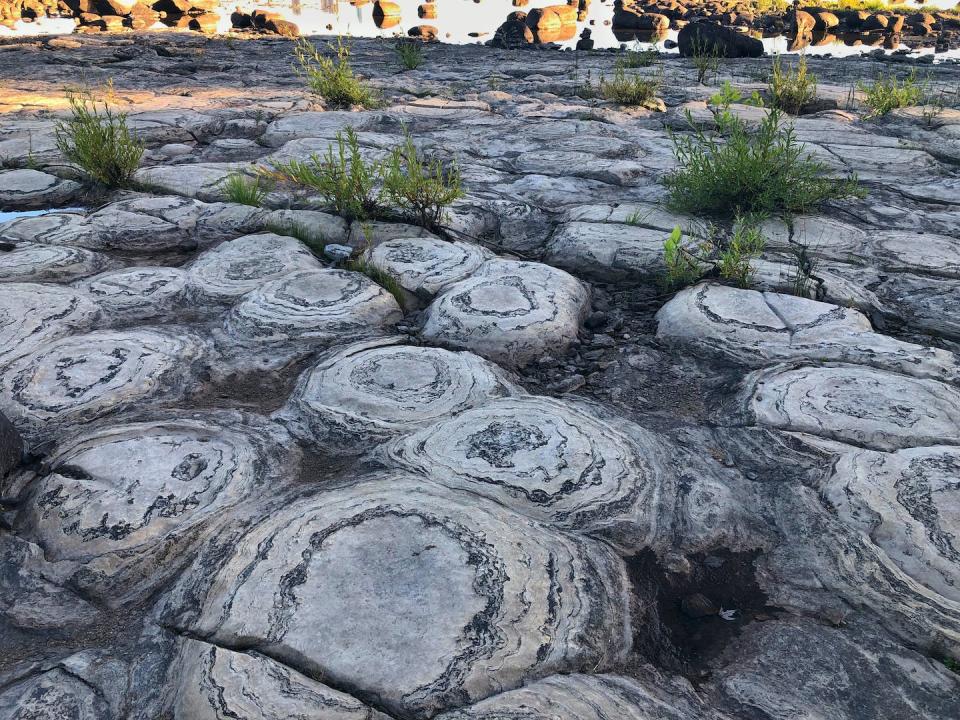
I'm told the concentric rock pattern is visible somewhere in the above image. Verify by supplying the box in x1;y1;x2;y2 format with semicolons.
276;339;519;454
384;395;664;544
162;475;632;719
422;259;590;366
3;411;297;603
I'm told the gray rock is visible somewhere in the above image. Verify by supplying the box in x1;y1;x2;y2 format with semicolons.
134;162;246;202
0;169;80;210
656;283;960;383
219;269;402;370
0;207;190;253
171;639;390;720
77;267;190;323
0;328;209;448
437;672;729;720
0;667;113;720
0;282;100;368
162;474;632;719
728;364;960;451
0;410;21;478
382;395;666;546
422;259;590;367
263;208;350;247
0;242;113;283
4;411;298;605
186;233;323;303
822;445;960;605
365;237;493;299
276;338;520;455
708;618;960;720
323;243;354;262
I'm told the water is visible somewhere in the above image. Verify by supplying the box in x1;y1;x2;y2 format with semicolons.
0;207;85;224
3;0;959;60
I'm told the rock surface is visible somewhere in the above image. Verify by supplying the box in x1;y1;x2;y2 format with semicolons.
162;475;633;719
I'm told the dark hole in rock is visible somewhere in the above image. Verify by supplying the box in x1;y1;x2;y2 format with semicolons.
625;548;780;680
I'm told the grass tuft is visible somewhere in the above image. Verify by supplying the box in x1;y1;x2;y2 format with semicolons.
265;220;327;256
54;92;143;188
599;66;661;107
395;40;424;71
690;35;721;86
221;172;270;207
294;36;380;109
664;109;863;218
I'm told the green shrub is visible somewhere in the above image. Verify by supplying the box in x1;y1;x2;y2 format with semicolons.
382;135;463;230
690;35;721;86
599;66;661;107
221;172;270;207
717;216;766;288
54;92;143;188
661;217;766;290
395;40;424;71
663;225;703;290
664;108;863;218
769;55;817;114
618;43;659;69
266;128;383;222
859;69;928;118
294;37;379;109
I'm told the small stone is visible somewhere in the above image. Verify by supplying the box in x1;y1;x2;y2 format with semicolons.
323;243;355;262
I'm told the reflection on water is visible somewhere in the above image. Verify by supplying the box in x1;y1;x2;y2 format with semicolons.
0;208;85;223
3;0;959;61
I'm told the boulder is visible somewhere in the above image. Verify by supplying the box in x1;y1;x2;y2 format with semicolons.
0;242;113;284
0;169;80;210
78;266;191;323
422;259;590;367
677;21;763;58
364;236;493;299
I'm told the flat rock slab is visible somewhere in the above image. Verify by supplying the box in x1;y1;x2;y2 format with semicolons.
383;395;663;544
436;672;727;720
134;162;245;202
276;339;519;455
0;208;191;253
77;266;190;323
0;242;113;283
0;169;80;210
657;283;960;383
5;411;297;605
0;328;209;448
186;232;322;303
422;259;589;367
0;282;100;367
0;668;110;720
823;446;960;605
365;237;492;298
731;364;960;451
162;475;632;719
172;639;390;720
220;269;401;369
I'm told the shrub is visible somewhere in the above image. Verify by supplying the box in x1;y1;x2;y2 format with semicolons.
221;172;270;207
690;35;721;85
859;69;928;118
54;92;143;188
664;108;863;218
769;55;817;115
382;135;463;230
717;216;766;288
294;37;379;109
599;67;661;107
663;226;703;290
661;216;766;290
395;40;424;71
266;128;383;222
618;43;659;69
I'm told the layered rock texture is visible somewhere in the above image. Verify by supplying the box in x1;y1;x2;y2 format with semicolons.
0;33;958;720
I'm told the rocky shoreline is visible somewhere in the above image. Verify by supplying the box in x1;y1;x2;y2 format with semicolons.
1;32;959;720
